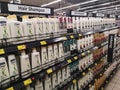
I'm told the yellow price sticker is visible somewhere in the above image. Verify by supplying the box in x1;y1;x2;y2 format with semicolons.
88;68;91;71
79;34;82;37
87;50;90;53
89;84;92;88
40;41;47;45
82;53;85;56
74;56;78;60
70;35;74;39
73;79;77;84
82;72;86;76
24;78;32;86
47;68;53;74
63;37;67;40
95;63;97;66
17;45;26;50
0;49;5;55
67;59;72;63
6;87;14;90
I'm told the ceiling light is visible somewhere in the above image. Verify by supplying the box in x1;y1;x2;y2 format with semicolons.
41;0;62;7
78;2;110;11
54;0;99;11
85;4;120;12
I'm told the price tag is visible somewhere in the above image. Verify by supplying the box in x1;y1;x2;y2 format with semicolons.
24;78;32;86
40;41;47;45
82;72;86;76
87;50;90;54
82;53;85;56
73;79;77;84
47;68;53;74
95;63;97;66
74;56;78;60
67;59;72;63
70;35;74;39
79;34;82;37
7;87;14;90
0;49;5;55
17;45;26;50
63;37;67;40
89;84;92;88
88;68;91;71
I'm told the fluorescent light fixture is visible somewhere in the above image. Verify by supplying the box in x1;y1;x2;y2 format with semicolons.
41;0;62;7
54;0;99;11
85;4;120;12
77;2;110;11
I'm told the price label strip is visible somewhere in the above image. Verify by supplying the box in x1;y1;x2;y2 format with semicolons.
24;78;32;86
73;79;77;84
0;49;5;55
40;41;47;45
70;35;74;39
74;56;78;60
82;53;85;56
17;45;26;50
67;59;72;63
47;68;53;74
82;72;86;76
79;34;82;37
6;87;14;90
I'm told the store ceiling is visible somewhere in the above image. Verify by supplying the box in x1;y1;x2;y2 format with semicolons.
0;0;120;15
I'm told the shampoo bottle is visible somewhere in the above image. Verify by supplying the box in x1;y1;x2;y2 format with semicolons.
8;55;19;80
41;46;48;65
0;57;10;85
0;16;10;43
20;51;31;78
31;48;41;73
7;15;23;43
35;79;43;90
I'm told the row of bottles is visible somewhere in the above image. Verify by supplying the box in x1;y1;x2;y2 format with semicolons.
77;34;94;52
0;42;64;86
78;54;93;72
0;15;60;44
78;71;94;90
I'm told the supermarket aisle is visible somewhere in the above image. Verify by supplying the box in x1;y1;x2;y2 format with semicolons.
105;68;120;90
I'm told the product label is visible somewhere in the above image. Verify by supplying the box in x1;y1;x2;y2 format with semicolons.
41;47;48;64
9;59;18;76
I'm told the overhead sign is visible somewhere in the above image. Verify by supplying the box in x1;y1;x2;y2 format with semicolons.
7;4;52;15
110;14;115;18
96;13;105;17
70;11;87;16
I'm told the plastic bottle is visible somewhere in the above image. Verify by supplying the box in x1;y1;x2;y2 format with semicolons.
31;48;41;73
20;51;31;78
7;15;23;43
0;16;10;43
0;57;10;85
22;17;35;41
8;55;19;80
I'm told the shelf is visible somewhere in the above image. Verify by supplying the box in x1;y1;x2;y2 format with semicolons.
0;26;119;56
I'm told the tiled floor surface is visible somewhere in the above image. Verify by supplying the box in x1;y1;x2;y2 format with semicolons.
105;68;120;90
